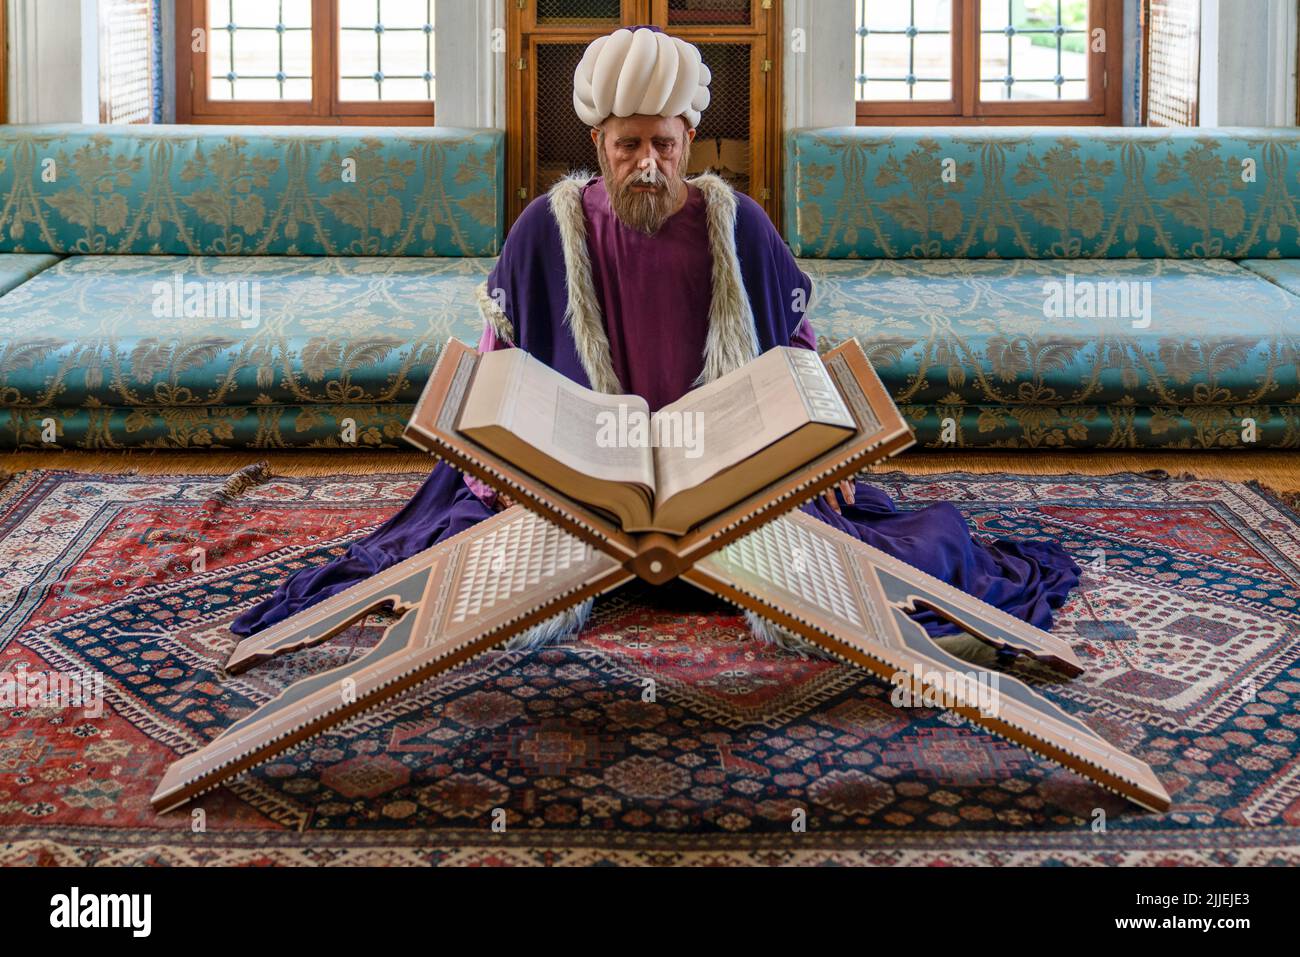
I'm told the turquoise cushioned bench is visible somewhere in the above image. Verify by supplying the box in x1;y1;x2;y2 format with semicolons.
5;124;1297;450
0;255;491;448
787;127;1300;449
0;253;60;296
0;125;502;449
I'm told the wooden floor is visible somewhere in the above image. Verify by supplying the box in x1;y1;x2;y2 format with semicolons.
4;449;1299;491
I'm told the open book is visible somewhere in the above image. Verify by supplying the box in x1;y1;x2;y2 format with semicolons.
457;346;857;535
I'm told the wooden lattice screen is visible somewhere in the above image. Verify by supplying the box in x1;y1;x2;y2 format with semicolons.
1143;0;1200;127
509;0;780;227
99;0;156;124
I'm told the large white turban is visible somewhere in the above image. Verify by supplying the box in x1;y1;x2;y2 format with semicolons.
573;27;712;129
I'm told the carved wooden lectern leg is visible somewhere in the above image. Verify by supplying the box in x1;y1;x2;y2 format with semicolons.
683;511;1171;812
151;507;631;812
152;509;1169;814
693;515;1087;675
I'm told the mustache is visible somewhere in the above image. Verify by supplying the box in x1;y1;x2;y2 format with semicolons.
629;170;665;191
627;160;668;189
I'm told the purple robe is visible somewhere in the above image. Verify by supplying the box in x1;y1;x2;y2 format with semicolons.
232;179;1079;640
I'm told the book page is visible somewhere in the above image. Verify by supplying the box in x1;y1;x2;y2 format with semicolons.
550;387;651;481
651;347;847;505
462;350;654;488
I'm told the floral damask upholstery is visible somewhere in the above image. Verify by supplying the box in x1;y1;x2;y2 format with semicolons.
2;124;1298;450
803;258;1300;449
0;255;491;449
784;127;1300;449
1238;259;1300;297
0;124;502;449
0;125;502;257
785;127;1300;259
0;253;58;296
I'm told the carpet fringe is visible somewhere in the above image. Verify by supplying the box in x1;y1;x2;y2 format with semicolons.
499;600;844;660
1247;479;1300;518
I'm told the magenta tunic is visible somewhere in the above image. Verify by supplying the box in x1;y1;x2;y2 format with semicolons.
582;179;816;409
584;179;713;411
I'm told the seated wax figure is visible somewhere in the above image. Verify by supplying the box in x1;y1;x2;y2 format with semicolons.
232;26;1081;659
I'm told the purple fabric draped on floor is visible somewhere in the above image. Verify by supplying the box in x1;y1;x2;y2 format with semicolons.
231;462;492;637
230;462;1081;640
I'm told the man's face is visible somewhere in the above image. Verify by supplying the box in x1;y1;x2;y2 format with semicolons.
592;115;696;235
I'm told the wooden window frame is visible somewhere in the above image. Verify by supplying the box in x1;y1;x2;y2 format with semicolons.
176;0;435;125
855;0;1123;126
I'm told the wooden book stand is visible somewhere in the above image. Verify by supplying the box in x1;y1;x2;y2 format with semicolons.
152;340;1170;814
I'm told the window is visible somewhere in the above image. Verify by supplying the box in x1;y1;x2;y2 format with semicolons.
854;0;1122;124
177;0;435;125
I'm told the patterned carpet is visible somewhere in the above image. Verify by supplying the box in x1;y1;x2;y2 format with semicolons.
1;467;1299;866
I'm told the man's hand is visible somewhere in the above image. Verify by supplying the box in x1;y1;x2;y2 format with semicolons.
821;479;856;514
